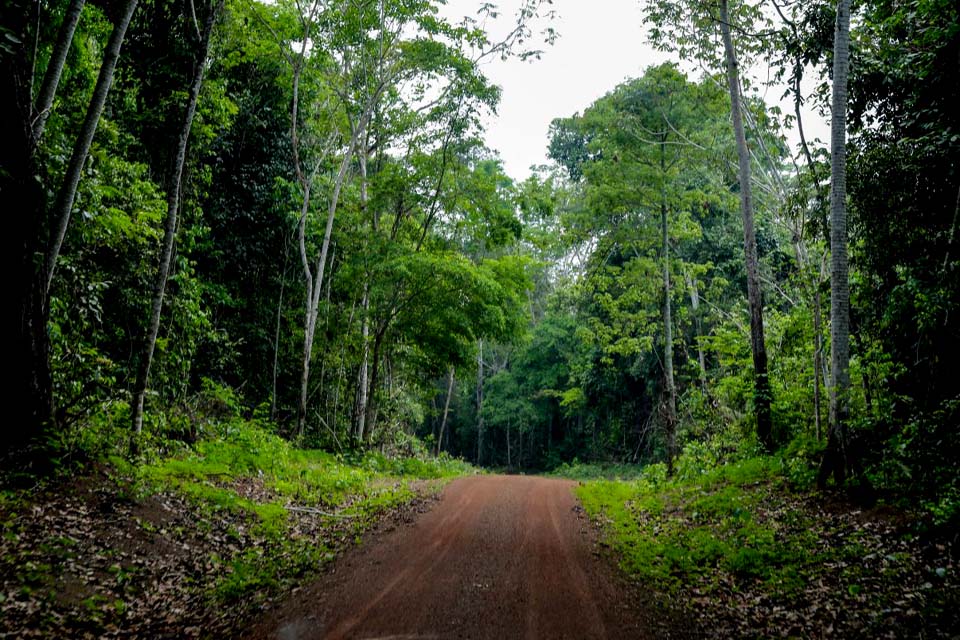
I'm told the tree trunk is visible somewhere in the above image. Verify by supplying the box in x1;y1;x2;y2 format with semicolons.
270;241;289;422
685;272;709;393
362;329;385;442
660;143;678;475
813;285;825;441
506;416;511;470
297;115;372;437
355;296;370;441
44;0;140;293
296;176;315;438
476;339;484;465
436;366;454;455
819;0;857;488
2;0;50;457
719;0;774;452
31;0;86;145
130;0;220;439
354;151;371;443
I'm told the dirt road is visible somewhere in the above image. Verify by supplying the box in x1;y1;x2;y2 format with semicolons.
246;475;650;640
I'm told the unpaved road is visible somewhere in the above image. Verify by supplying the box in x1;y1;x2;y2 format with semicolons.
247;475;650;639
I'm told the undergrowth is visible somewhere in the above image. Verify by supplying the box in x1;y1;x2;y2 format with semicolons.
577;443;959;637
548;460;649;481
1;406;475;637
124;418;472;603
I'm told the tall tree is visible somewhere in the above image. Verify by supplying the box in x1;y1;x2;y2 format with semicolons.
44;0;140;293
476;339;484;464
3;0;138;457
130;0;223;439
437;366;455;454
549;64;743;469
31;0;86;146
718;0;774;451
818;0;853;487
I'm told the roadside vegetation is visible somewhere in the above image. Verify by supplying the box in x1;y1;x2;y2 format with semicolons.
0;387;472;638
576;444;959;638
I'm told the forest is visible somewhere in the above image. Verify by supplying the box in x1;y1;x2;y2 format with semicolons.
1;0;958;636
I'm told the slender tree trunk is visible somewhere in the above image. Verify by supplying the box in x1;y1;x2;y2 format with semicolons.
271;274;285;421
685;272;709;393
476;339;484;465
297;114;373;437
31;0;86;145
44;0;140;293
436;366;454;455
297;156;346;437
130;0;221;439
271;241;290;422
813;285;825;440
355;151;371;443
296;178;315;438
355;286;370;441
719;0;774;452
362;329;385;442
660;144;678;474
819;0;856;488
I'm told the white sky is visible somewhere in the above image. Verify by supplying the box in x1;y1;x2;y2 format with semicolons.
441;0;830;180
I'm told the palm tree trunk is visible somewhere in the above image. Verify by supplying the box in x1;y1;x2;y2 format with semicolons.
819;0;856;488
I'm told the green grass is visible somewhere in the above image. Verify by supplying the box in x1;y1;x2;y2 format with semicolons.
548;460;649;481
574;449;953;640
577;456;820;594
130;418;473;603
139;419;469;508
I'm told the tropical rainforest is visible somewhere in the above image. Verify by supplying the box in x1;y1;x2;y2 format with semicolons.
1;0;958;636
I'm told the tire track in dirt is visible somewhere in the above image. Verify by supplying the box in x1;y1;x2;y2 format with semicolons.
246;475;650;640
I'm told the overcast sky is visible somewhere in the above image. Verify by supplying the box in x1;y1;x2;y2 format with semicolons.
440;0;830;180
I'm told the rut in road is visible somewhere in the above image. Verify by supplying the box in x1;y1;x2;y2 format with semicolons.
247;475;650;640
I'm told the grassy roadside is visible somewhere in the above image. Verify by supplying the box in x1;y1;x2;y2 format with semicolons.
0;419;473;638
575;456;959;638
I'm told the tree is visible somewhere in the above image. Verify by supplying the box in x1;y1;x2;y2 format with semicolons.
44;0;140;293
718;0;774;451
2;0;139;458
31;0;86;146
549;64;736;471
130;0;224;439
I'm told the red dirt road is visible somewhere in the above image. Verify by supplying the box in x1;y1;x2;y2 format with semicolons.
246;475;650;640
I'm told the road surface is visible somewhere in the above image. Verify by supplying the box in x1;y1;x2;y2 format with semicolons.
246;475;650;639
